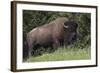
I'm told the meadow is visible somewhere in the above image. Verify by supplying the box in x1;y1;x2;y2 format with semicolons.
25;46;91;62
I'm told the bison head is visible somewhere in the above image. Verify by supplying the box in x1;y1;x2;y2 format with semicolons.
63;21;78;45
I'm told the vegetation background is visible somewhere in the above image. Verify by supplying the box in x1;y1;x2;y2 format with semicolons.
23;10;91;62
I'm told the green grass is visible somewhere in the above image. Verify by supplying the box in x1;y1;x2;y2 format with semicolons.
24;46;91;62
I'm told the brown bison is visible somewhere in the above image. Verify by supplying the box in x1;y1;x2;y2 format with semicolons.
26;17;78;57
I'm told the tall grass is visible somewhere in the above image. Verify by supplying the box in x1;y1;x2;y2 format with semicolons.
25;46;91;62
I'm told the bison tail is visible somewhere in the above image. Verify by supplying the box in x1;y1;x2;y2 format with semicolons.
23;33;29;60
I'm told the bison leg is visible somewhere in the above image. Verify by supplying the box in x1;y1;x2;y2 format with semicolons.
29;46;33;57
27;41;33;57
53;40;60;51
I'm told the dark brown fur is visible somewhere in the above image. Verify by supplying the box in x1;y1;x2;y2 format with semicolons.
26;17;78;57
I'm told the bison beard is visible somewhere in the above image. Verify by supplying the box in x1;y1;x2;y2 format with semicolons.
25;17;78;57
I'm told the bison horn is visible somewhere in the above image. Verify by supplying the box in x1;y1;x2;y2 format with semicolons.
64;25;69;28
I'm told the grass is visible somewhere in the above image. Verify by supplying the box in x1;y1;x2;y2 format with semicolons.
24;46;91;62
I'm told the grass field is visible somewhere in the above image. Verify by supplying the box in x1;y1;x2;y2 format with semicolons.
24;46;91;62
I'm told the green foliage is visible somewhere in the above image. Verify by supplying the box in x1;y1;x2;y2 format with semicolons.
23;10;91;60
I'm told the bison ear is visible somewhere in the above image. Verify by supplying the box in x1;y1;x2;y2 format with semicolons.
75;23;78;28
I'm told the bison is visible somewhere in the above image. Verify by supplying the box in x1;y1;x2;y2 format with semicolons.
26;17;78;57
